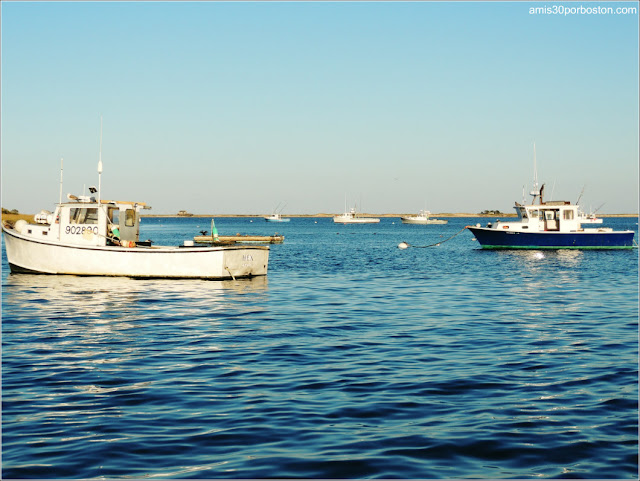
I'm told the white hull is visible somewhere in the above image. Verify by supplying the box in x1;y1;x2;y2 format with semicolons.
3;226;268;279
333;216;380;224
401;217;448;224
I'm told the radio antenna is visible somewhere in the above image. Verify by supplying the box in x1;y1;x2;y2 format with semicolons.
59;157;64;205
98;115;103;204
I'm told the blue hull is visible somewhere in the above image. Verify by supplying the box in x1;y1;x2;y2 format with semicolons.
468;227;635;249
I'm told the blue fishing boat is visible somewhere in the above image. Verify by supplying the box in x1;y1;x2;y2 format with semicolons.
468;152;635;250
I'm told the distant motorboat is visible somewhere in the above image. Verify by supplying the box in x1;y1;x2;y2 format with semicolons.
401;210;448;225
578;211;603;224
333;207;380;224
265;201;290;222
333;195;380;224
264;213;290;223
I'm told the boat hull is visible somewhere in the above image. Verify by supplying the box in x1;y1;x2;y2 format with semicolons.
468;227;636;249
264;218;290;222
2;226;269;279
333;217;380;224
401;218;448;224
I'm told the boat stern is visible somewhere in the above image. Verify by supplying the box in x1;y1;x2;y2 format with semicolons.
222;246;269;279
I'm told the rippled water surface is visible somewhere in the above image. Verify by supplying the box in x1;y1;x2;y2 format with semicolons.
2;217;638;478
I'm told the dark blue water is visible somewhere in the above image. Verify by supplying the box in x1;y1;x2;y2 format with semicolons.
2;217;638;479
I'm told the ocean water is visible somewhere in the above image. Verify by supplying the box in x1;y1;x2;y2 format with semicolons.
2;216;638;479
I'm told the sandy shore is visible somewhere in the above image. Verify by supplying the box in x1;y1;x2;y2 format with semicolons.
3;213;637;223
141;213;638;218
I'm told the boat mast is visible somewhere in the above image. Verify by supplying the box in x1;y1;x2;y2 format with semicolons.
98;116;103;204
58;157;64;241
529;142;543;204
59;157;64;206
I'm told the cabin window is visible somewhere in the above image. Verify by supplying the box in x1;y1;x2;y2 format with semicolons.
109;208;120;225
70;208;98;224
563;210;574;220
124;209;135;227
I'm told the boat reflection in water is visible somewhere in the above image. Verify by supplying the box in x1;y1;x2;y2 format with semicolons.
3;273;269;332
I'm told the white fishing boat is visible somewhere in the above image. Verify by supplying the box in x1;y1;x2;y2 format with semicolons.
333;207;380;224
575;189;604;224
333;196;380;224
3;197;269;279
2;133;269;279
578;212;603;224
264;201;290;222
401;210;448;225
264;213;290;223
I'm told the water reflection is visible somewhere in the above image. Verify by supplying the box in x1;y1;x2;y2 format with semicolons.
502;249;584;269
2;273;269;335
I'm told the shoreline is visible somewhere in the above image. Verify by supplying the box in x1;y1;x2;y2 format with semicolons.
144;213;639;218
3;213;638;223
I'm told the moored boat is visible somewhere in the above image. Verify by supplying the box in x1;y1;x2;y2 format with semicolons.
401;210;448;225
578;211;603;224
265;202;290;222
333;207;380;224
467;177;635;250
2;198;269;278
2;147;269;279
194;233;284;244
264;213;290;223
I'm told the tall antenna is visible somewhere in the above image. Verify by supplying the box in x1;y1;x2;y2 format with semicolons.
529;142;541;203
98;115;103;204
59;157;64;205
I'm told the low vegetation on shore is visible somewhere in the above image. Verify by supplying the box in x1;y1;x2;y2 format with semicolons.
3;208;637;222
2;208;33;223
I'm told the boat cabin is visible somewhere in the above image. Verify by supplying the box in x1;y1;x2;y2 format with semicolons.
501;200;582;233
28;195;150;247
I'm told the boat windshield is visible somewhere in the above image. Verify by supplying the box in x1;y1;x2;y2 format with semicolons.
70;207;99;224
519;206;528;218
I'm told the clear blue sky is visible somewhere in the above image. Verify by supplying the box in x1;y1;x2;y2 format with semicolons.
2;1;638;215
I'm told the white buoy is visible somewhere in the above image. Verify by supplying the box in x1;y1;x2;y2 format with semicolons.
14;219;28;234
398;242;410;249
